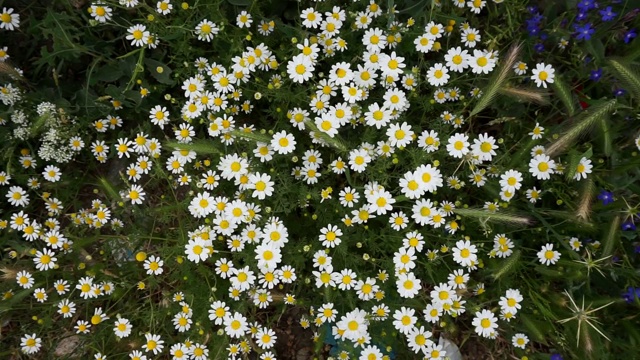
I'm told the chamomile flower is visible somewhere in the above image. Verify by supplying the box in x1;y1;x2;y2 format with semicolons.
387;122;414;148
287;54;316;84
113;318;132;338
446;133;470;158
452;239;478;267
392;307;417;335
573;157;593;180
529;154;556;180
194;19;219;42
224;312;249;338
20;333;41;354
126;24;149;47
34;248;57;271
271;131;296;154
7;186;29;207
445;47;470;73
537;243;560;265
396;271;421;298
236;10;252;28
472;309;498;338
471;133;498;162
414;34;434;53
426;63;449;86
1;7;20;30
512;333;529;349
469;49;496;74
461;27;480;47
499;170;523;193
90;3;112;23
531;63;555;88
142;333;164;355
349;148;372;173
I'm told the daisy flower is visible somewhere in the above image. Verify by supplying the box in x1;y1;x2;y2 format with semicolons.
392;307;417;335
396;271;421;298
195;19;219;42
34;248;57;271
512;333;529;349
20;334;41;354
6;186;29;207
156;0;172;15
224;312;249;338
531;63;555;88
113;318;132;338
236;11;252;28
529;154;556;180
126;24;149;47
529;122;544;139
446;133;470;158
300;8;322;28
452;239;478;267
143;255;164;275
573;157;593;181
537;243;560;265
271;131;296;154
426;63;449;86
444;47;470;73
142;333;164;355
472;309;498;338
89;3;112;23
469;49;496;74
0;7;20;30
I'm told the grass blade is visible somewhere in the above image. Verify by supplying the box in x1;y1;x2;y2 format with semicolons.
551;74;577;116
469;43;522;118
546;99;617;157
453;208;533;226
607;58;640;100
498;86;549;105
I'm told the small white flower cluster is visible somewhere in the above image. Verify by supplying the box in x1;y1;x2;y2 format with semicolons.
1;83;21;105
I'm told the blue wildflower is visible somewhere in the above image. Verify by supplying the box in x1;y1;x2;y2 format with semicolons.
576;11;588;22
622;221;637;231
624;29;637;44
578;0;597;12
575;24;595;40
590;68;602;81
534;42;545;53
634;245;640;254
599;6;617;21
597;190;614;205
551;354;564;360
614;88;626;97
622;287;640;304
